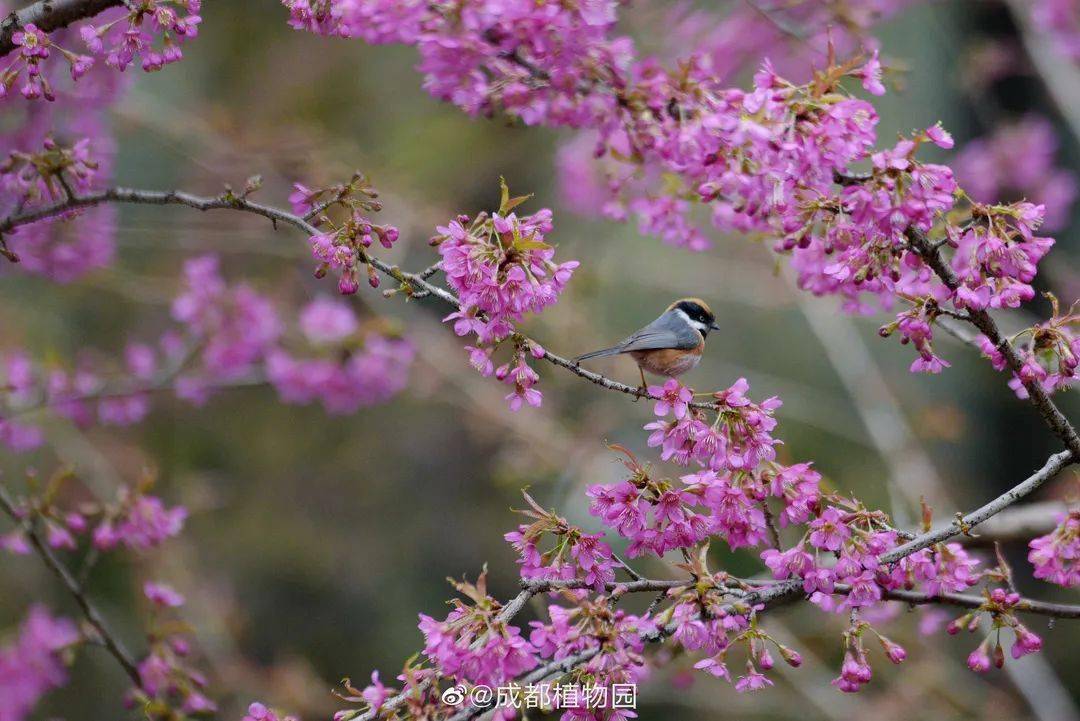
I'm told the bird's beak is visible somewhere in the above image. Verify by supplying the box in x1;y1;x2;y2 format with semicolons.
709;321;722;331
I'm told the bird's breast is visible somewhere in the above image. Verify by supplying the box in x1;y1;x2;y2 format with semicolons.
630;345;703;377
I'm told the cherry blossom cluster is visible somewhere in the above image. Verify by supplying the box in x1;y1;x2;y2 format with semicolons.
170;254;283;394
434;181;578;410
623;381;988;620
0;2;191;281
1;1;200;102
1;470;185;556
267;297;414;415
338;372;1065;719
280;0;918;128
1028;509;1080;587
953;588;1045;672
0;135;98;202
1;74;123;280
295;173;401;294
975;293;1080;397
342;570;657;721
418;571;539;689
130;581;217;717
244;702;299;721
528;599;652;718
663;548;805;693
0;255;414;452
0;605;79;721
505;492;616;593
80;1;202;73
588;379;801;557
282;2;1075;386
628;0;915;90
282;0;624;123
829;618;906;692
0;468;213;721
281;0;426;43
0;133;116;279
2;23;92;100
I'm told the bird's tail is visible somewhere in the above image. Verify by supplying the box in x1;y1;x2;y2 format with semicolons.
574;346;624;363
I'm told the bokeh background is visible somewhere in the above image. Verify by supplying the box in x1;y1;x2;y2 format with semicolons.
2;1;1080;720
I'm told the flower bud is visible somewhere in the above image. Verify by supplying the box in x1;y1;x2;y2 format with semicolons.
878;636;906;664
778;645;803;668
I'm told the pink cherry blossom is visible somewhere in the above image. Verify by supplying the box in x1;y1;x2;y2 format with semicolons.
299;296;359;344
0;606;79;721
1028;510;1080;587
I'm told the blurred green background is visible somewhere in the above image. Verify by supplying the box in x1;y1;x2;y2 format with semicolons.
2;2;1079;720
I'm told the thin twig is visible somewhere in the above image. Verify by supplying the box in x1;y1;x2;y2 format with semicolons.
963;501;1070;545
609;552;644;582
881;450;1075;562
0;187;723;411
876;587;1080;620
522;578;685;594
0;483;142;686
762;501;782;550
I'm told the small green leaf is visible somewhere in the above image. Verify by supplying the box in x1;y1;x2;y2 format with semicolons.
514;237;551;251
498;176;533;214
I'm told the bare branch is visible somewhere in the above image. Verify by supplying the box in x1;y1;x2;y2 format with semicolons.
0;0;121;57
877;586;1080;619
881;450;1074;562
962;501;1070;545
522;578;685;594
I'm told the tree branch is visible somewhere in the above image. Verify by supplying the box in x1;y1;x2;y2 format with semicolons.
5;185;1078;720
0;482;142;686
881;450;1074;563
0;187;724;411
355;440;1075;719
0;0;122;56
443;578;807;721
878;587;1080;619
907;229;1080;458
961;501;1070;545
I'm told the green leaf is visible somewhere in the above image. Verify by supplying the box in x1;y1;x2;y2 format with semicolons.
498;176;533;214
514;236;551;251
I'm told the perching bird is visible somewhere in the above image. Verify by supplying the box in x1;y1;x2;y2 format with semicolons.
574;298;721;388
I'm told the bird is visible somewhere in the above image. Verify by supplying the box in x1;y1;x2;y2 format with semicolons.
574;298;721;390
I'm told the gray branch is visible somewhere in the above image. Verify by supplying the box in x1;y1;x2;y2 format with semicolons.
0;0;122;56
878;587;1080;619
0;187;723;411
0;483;142;686
881;450;1075;563
964;501;1070;545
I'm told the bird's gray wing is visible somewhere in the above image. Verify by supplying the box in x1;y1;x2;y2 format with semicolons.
615;312;700;352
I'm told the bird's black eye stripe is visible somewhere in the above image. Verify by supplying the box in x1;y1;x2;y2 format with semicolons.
675;300;710;323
